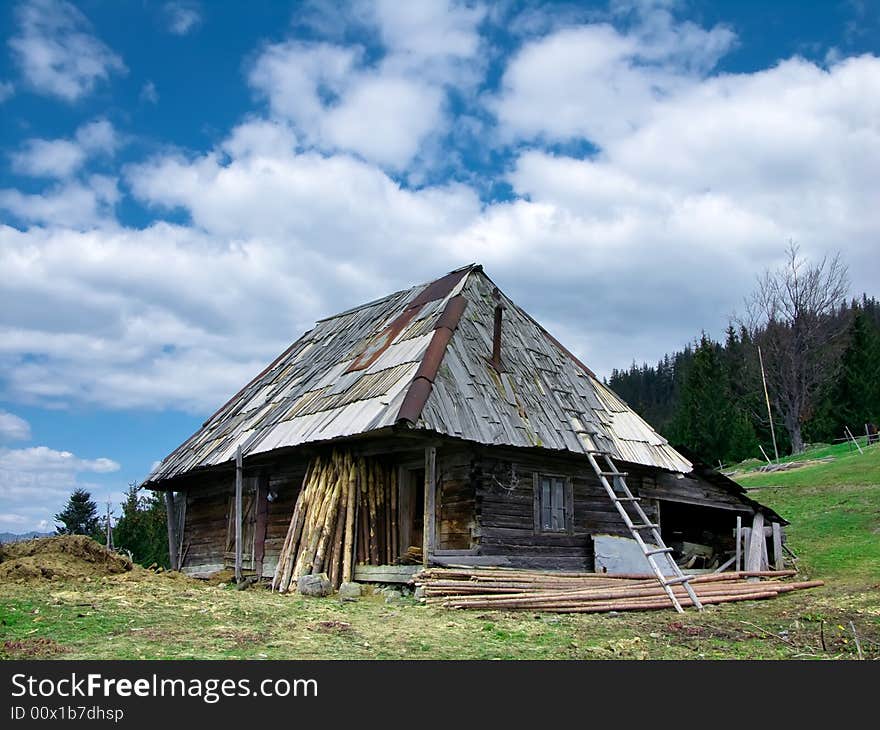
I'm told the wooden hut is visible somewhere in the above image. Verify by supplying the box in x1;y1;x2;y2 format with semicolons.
144;264;784;588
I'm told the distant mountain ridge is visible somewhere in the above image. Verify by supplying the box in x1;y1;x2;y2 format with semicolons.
0;531;54;544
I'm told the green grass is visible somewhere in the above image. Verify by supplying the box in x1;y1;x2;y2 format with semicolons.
1;571;876;660
1;447;878;661
733;437;874;473
736;443;880;581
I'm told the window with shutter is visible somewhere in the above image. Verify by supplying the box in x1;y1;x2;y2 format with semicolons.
535;474;571;533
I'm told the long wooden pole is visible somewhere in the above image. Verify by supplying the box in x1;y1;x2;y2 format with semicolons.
423;446;436;568
342;458;357;583
234;445;243;584
164;490;178;570
735;514;742;572
757;345;780;461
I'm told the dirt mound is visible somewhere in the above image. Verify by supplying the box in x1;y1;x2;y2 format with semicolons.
0;535;133;581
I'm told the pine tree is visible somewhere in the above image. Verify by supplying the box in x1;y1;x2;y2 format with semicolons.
670;334;758;464
113;483;170;568
54;488;101;537
823;309;880;436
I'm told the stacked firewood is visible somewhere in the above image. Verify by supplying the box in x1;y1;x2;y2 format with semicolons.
415;567;823;613
272;449;398;593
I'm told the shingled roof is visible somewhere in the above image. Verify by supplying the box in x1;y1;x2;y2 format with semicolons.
145;264;692;484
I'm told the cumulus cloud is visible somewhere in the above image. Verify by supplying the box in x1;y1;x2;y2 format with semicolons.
0;411;31;441
163;1;202;36
0;81;14;102
0;2;878;421
8;0;126;102
0;445;120;533
493;1;735;146
249;0;486;169
0;175;120;227
10;118;119;179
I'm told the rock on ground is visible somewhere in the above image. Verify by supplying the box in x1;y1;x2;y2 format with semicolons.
338;581;362;599
297;573;332;597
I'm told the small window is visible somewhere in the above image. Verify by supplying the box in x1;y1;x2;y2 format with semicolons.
535;474;571;533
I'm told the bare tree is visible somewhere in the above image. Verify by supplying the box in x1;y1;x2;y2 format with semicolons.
744;242;849;453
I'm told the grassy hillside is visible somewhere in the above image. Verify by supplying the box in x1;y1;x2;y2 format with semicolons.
735;443;880;581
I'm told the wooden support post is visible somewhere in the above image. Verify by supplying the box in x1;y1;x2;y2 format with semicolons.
164;490;178;571
746;511;765;579
234;446;243;584
254;474;268;578
735;515;742;572
423;446;436;568
772;522;784;571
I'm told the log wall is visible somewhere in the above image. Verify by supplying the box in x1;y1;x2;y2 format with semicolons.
170;437;751;577
451;445;657;571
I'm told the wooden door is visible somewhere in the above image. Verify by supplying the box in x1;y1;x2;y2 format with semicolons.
224;479;257;571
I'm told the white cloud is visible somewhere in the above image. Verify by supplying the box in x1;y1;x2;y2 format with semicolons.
11;138;84;178
9;118;119;180
1;446;119;475
8;0;126;102
0;3;877;423
0;80;14;102
163;1;202;36
0;411;31;441
248;1;486;169
492;4;735;146
0;513;28;526
0;445;120;533
0;175;120;227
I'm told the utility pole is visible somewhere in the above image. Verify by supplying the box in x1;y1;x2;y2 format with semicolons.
757;345;780;462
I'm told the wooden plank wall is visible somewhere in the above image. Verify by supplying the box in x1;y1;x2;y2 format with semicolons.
638;470;753;512
261;465;306;577
439;445;658;571
179;461;307;578
175;441;755;577
180;474;230;576
436;449;476;550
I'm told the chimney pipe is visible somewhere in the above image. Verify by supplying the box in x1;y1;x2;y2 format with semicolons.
490;288;503;371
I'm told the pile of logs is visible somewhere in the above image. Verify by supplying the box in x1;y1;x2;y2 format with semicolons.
415;567;823;613
272;449;398;593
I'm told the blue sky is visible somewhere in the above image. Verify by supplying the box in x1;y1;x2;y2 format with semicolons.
1;0;878;533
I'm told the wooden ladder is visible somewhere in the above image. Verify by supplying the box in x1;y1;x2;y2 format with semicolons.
585;449;703;613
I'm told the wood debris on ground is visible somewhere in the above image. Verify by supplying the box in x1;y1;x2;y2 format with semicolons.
414;566;823;613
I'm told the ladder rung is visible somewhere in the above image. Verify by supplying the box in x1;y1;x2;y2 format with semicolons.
644;547;674;556
586;449;610;455
599;471;627;477
632;523;659;531
662;575;694;586
612;496;641;502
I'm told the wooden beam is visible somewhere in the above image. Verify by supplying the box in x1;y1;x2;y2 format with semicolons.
423;446;436;567
746;511;765;578
164;491;179;571
253;474;268;578
772;522;784;571
234;446;243;584
735;514;742;572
